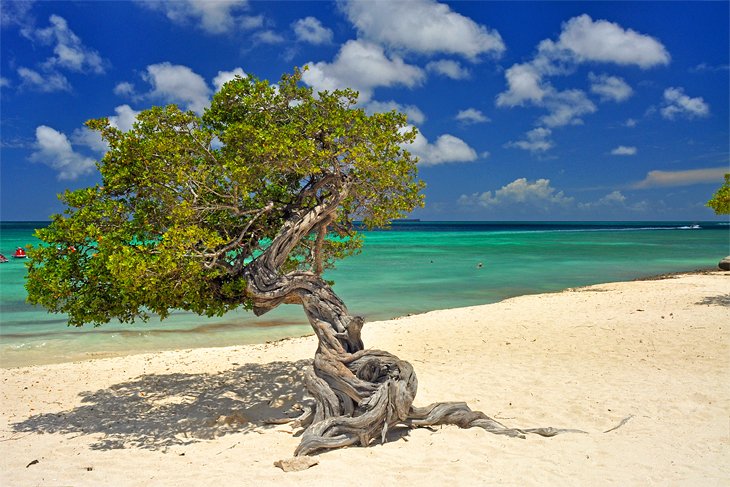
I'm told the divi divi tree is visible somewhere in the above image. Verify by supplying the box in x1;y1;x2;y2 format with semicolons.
27;70;569;457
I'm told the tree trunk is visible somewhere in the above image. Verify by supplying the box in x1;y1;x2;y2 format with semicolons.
243;197;581;457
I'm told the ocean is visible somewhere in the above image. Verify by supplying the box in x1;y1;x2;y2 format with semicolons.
1;221;728;367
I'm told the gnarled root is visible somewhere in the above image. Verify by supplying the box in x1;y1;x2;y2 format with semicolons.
293;348;584;457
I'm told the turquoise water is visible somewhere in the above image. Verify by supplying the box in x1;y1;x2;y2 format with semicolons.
1;221;728;367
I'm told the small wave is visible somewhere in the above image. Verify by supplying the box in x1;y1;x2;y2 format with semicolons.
6;341;48;351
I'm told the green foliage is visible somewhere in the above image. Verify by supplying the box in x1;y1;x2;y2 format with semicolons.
26;68;424;326
706;173;730;215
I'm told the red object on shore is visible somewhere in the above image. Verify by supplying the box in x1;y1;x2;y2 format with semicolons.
13;247;27;258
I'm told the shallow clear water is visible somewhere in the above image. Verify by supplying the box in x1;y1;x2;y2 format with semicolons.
1;221;728;367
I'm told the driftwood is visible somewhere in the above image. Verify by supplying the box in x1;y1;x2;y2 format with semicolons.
241;178;582;459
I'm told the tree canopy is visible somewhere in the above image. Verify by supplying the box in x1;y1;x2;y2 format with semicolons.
27;69;424;326
706;173;730;215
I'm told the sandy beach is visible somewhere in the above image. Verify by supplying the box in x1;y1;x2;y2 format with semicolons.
1;272;728;486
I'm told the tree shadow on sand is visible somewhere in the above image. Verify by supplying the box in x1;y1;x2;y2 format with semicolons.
11;359;311;451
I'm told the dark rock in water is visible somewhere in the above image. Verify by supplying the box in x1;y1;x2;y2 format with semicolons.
719;256;730;271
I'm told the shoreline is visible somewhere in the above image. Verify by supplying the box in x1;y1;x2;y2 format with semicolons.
1;272;728;485
1;267;724;369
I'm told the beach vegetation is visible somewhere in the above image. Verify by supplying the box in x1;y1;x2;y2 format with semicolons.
706;173;729;215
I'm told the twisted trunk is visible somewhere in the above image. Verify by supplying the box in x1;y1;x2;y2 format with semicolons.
243;190;581;458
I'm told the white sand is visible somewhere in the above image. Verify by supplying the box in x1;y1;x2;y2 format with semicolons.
1;273;728;486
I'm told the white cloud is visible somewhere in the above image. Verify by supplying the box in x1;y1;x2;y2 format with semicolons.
455;108;490;124
142;62;212;113
691;63;730;73
239;15;264;30
364;101;426;125
496;63;547;107
405;126;478;166
213;68;247;91
1;0;34;28
631;167;726;189
13;15;104;93
611;145;637;156
426;60;470;79
459;178;573;208
0;77;10;88
302;40;425;102
596;190;627;205
137;0;256;34
113;81;136;97
505;127;554;153
17;67;71;92
253;30;285;44
293;17;333;45
544;14;670;68
34;15;106;74
30;126;97;180
624;118;638;127
589;72;633;102
340;0;504;60
497;15;667;128
660;87;710;120
72;105;140;154
539;89;596;127
578;190;649;212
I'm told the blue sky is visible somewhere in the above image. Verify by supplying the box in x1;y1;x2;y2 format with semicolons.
1;0;728;221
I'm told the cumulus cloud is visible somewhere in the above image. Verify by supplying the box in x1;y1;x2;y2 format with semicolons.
340;0;504;60
17;67;71;92
505;127;554;153
118;64;250;113
458;178;573;208
660;87;710;120
253;30;285;44
212;67;247;91
137;0;259;34
113;81;136;97
496;63;547;107
29;126;97;180
404;127;478;166
497;70;596;127
13;15;105;92
293;17;333;44
497;15;668;130
611;145;637;156
539;89;596;127
142;62;212;113
578;190;648;212
364;101;426;125
631;167;726;189
589;72;633;102
455;108;490;124
34;15;106;73
426;60;470;79
72;105;141;154
541;14;670;68
302;40;425;102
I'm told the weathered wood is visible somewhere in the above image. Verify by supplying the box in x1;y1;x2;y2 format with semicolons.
242;178;581;460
